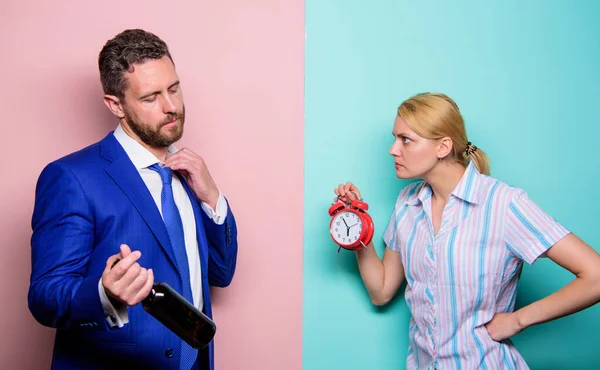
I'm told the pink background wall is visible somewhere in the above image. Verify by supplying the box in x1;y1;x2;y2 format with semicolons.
0;1;304;369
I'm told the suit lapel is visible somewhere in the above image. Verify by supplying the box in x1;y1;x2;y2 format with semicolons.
100;134;178;271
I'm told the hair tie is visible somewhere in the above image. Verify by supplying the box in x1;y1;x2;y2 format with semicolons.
465;141;477;155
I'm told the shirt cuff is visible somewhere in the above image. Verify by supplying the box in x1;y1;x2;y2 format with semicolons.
201;189;228;225
98;278;129;328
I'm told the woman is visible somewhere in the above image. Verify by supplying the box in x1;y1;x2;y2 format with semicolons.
334;92;600;369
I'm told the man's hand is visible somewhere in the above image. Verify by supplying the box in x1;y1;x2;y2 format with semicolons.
101;244;154;306
165;148;219;209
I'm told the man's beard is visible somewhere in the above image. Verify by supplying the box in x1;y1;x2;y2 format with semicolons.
124;105;185;148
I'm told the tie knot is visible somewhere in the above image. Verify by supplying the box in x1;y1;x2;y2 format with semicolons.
148;163;173;185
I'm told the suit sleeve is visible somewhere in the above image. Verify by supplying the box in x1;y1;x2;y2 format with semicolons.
200;197;238;287
28;162;110;330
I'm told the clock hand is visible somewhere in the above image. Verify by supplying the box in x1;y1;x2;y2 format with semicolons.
342;218;350;236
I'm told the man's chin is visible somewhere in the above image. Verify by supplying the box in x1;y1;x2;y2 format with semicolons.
161;126;183;142
147;133;183;148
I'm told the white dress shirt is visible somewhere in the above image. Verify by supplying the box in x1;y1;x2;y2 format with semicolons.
99;124;228;328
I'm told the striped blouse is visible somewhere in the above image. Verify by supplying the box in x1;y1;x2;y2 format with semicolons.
383;161;569;370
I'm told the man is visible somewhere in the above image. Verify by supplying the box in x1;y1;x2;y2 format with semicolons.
28;29;238;370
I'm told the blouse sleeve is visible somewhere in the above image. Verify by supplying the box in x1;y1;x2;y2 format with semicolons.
505;189;570;264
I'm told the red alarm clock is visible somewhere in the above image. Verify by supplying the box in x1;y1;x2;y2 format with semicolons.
328;198;374;251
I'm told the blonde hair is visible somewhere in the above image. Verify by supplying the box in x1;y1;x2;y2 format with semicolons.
397;92;490;175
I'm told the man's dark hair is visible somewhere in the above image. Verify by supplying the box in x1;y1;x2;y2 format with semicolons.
98;29;173;100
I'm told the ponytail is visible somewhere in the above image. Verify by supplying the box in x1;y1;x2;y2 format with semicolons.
464;142;490;175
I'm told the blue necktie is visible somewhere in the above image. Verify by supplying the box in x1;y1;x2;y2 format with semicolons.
148;164;197;370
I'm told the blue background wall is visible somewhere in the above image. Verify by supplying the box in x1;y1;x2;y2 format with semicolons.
304;1;600;369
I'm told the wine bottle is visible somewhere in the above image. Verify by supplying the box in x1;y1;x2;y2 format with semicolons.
111;259;216;349
142;282;216;349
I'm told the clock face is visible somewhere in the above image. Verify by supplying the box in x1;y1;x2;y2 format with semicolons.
330;210;363;246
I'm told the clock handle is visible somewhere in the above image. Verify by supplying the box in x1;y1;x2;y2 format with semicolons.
351;199;369;211
328;201;345;216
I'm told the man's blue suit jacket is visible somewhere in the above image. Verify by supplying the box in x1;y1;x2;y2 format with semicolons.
28;132;238;370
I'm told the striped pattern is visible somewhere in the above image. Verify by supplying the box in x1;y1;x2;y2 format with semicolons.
383;162;570;370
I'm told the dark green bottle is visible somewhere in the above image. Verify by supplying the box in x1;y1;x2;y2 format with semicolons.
142;282;217;349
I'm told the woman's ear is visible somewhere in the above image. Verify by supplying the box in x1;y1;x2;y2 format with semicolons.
437;137;453;159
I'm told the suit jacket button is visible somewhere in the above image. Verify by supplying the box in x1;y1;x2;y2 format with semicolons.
165;348;174;358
